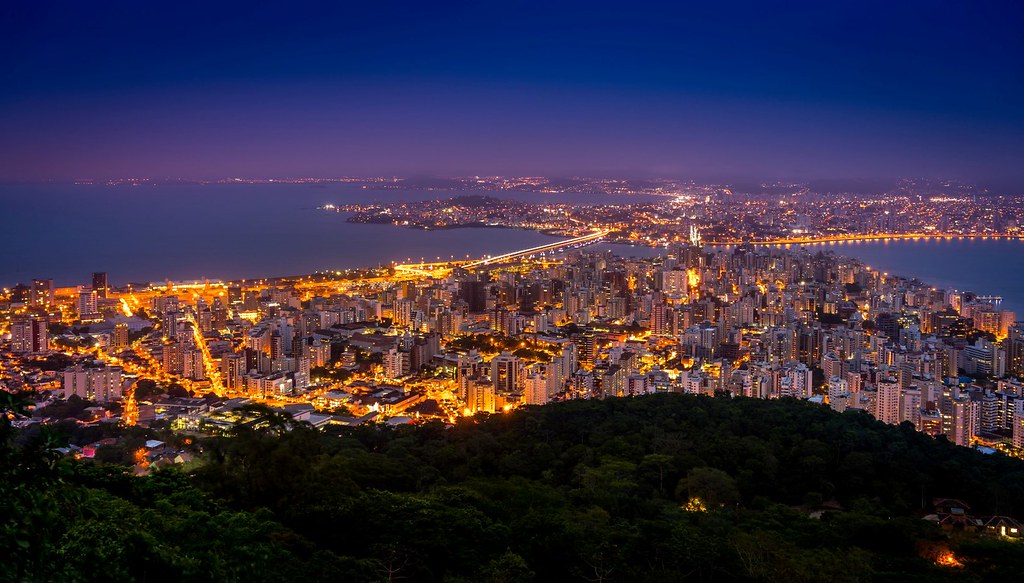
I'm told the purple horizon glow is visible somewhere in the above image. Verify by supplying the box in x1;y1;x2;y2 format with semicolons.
2;1;1023;188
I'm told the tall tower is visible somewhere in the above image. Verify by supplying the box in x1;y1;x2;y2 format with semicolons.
490;352;522;394
524;372;548;405
875;378;901;424
78;287;98;319
11;317;49;354
467;378;496;413
1007;324;1024;378
92;272;109;299
31;279;53;308
113;322;130;349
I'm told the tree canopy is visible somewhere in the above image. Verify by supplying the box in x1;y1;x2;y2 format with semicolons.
4;393;1024;582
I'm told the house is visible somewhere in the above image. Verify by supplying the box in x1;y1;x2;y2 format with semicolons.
81;437;118;459
926;498;982;531
981;516;1023;538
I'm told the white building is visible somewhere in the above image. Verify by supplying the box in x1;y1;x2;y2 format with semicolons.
524;372;548;405
63;365;123;402
875;378;901;424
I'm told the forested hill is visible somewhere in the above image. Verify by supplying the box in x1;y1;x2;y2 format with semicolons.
5;393;1024;582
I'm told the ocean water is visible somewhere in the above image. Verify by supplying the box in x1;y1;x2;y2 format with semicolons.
0;183;652;286
601;239;1024;315
824;238;1024;316
2;183;1022;316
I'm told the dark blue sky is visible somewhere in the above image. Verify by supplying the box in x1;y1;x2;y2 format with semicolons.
2;1;1023;187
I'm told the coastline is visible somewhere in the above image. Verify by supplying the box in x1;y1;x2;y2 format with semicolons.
336;220;1024;316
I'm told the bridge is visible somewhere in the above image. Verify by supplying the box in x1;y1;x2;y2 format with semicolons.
463;229;611;268
393;229;611;277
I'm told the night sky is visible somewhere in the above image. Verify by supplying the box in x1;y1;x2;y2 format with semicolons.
2;1;1023;186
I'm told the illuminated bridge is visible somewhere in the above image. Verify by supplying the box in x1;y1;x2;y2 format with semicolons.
393;230;610;277
463;229;611;268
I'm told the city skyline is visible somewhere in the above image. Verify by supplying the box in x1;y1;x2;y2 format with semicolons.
6;3;1024;579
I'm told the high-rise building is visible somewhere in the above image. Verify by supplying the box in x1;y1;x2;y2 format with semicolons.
211;297;229;329
577;333;596;368
92;272;109;299
31;278;53;308
782;362;813;399
227;285;243;305
113;322;130;349
943;397;977;447
660;270;689;295
650;303;670;336
977;392;999;434
827;376;849;410
900;388;922;428
163;343;182;374
63;365;123;402
10;283;30;304
626;373;649;396
821;351;843;380
601;364;627;397
150;294;180;314
246;325;271;354
220;353;247;392
524;372;548;405
78;287;98;319
11;317;48;354
182;349;205;380
456;351;483;397
310;340;331;368
394;298;415;328
467;378;496;413
1013;402;1024;449
875;378;901;424
384;347;411;379
270;331;284;360
397;280;417;301
490;352;522;394
1007;324;1024;378
458;280;488;312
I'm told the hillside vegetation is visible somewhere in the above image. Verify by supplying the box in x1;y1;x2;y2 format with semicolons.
4;392;1024;582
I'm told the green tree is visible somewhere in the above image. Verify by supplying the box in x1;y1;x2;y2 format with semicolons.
676;466;740;507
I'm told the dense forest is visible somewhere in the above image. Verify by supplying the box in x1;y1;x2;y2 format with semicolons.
4;391;1024;582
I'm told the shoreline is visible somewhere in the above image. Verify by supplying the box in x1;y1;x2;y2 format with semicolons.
342;215;1024;248
8;217;1024;314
